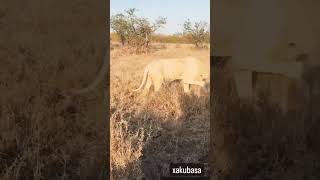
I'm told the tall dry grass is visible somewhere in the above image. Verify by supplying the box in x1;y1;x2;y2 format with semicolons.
210;56;320;180
0;1;108;179
110;44;210;179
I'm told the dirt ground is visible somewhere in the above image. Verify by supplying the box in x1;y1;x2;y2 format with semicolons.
110;43;210;179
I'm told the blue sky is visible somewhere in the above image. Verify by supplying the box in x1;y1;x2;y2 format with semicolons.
110;0;210;35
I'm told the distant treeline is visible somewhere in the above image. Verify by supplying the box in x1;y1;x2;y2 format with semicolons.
110;32;210;44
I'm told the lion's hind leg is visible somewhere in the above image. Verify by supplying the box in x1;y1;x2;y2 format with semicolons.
142;77;153;96
183;83;191;94
153;77;163;93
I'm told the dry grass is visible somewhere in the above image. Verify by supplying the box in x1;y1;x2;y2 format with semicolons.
110;43;210;179
210;57;320;180
0;1;107;179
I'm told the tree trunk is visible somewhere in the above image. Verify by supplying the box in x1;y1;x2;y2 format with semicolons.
144;34;150;47
120;35;125;46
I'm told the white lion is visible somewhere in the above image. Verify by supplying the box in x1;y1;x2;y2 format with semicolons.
69;54;210;96
133;57;210;95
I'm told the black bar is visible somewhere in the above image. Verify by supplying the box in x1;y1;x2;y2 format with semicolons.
161;176;210;180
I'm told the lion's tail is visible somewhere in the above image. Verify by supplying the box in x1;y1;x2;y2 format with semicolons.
133;68;149;92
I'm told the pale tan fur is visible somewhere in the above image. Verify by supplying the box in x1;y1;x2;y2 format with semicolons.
133;57;210;95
